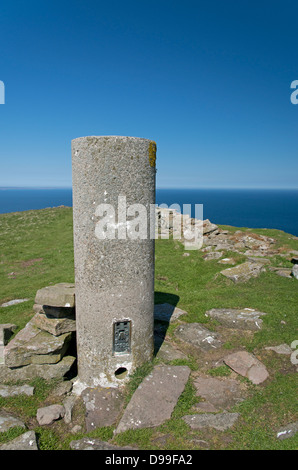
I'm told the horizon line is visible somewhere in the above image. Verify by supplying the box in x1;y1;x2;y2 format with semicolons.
0;186;298;191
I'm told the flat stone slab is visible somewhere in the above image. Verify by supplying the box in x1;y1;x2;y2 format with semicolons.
203;251;224;261
220;262;266;283
276;421;298;440
115;365;191;434
0;384;34;397
0;299;29;307
0;410;26;432
4;319;72;367
265;344;292;355
0;355;76;384
217;258;237;265
174;323;222;351
205;308;267;331
193;376;246;412
156;340;188;362
0;431;38;450
183;412;240;431
35;283;75;308
154;303;187;323
70;438;135;450
32;312;76;336
223;351;269;384
82;386;125;431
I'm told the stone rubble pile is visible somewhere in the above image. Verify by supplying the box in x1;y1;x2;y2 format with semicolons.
0;283;76;383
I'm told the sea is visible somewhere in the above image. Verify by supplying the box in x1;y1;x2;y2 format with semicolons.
0;188;297;236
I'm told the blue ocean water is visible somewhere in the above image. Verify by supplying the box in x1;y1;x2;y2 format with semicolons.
0;188;297;236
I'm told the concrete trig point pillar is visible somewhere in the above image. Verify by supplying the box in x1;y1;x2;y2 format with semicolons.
72;136;156;388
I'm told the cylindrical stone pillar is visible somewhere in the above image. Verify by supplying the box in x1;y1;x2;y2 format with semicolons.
72;136;156;388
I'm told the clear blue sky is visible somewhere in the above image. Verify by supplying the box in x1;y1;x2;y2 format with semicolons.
0;0;297;189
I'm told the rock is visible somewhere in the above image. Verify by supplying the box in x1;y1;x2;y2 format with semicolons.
32;312;76;336
4;319;72;367
33;304;75;319
36;404;65;425
51;380;73;397
174;323;222;351
0;323;17;364
205;308;267;331
70;438;135;450
114;365;191;434
193;376;246;412
0;384;34;397
182;412;239;431
35;283;75;308
0;410;26;432
223;351;269;384
203;219;219;235
275;269;292;278
265;344;292;355
203;251;224;261
247;257;271;264
154;303;187;323
63;395;78;424
217;258;237;265
291;265;298;279
156;340;188;362
0;299;29;307
82;386;125;431
0;431;38;450
220;262;266;283
291;257;298;264
0;355;76;384
276;421;298;440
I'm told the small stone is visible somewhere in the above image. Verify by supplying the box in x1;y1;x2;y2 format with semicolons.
276;421;298;440
203;251;224;261
36;404;65;425
218;258;236;265
265;344;292;355
182;412;239;431
1;299;29;307
0;431;38;450
223;351;269;384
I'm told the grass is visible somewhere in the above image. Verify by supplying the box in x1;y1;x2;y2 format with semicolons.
0;207;297;450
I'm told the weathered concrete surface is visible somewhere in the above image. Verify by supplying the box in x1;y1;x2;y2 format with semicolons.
183;412;239;431
72;136;156;388
115;365;190;434
0;431;38;450
154;303;187;323
223;351;269;384
205;308;267;331
174;323;222;351
82;386;125;431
